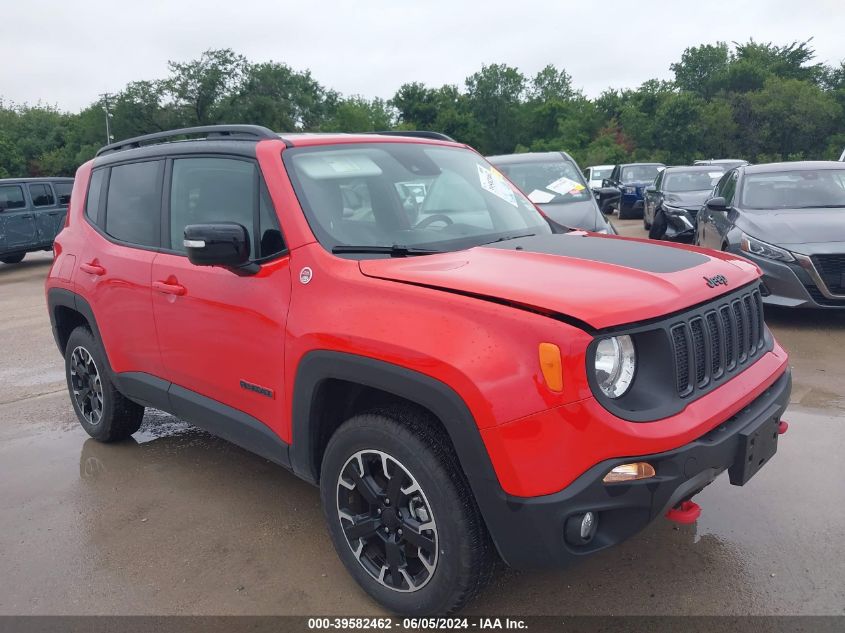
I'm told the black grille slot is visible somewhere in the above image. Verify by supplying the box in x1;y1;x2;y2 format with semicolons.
811;254;845;294
733;300;747;362
671;287;766;397
743;294;757;354
720;305;736;369
690;317;707;386
671;325;691;395
705;311;723;378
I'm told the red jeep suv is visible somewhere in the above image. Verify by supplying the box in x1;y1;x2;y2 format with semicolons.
46;126;791;615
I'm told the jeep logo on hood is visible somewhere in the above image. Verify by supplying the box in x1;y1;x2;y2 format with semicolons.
704;274;728;288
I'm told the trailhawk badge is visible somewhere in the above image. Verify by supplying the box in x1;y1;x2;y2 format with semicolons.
704;274;728;288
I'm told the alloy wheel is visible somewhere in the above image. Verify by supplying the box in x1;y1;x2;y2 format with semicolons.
70;346;104;425
336;449;438;592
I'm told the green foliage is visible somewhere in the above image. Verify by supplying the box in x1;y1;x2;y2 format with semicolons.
1;39;844;177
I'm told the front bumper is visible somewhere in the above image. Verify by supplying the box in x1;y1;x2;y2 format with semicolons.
620;193;643;210
480;368;791;569
731;248;845;309
663;209;697;241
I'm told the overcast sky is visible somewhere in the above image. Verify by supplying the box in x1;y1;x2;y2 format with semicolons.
2;0;843;112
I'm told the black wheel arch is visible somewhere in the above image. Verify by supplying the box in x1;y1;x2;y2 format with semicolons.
47;288;111;370
290;351;521;563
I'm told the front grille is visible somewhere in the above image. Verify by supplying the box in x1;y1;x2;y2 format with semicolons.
805;284;845;306
811;254;845;294
670;288;765;396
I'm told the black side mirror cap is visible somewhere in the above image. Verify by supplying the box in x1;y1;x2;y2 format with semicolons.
706;196;729;211
184;223;251;269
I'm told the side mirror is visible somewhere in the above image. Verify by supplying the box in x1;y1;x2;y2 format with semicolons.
184;223;250;268
645;187;657;194
706;196;729;211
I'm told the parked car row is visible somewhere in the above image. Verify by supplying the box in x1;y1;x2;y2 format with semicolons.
0;177;73;264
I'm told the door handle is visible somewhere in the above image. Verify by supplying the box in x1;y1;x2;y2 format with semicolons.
153;280;186;296
80;262;106;276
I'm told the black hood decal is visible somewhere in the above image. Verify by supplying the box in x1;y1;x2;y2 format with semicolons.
483;233;708;274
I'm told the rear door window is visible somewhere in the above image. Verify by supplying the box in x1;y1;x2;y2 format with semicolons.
104;161;162;247
29;183;56;207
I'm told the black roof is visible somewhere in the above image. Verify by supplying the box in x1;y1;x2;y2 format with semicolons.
661;165;722;173
742;161;845;174
0;177;74;184
486;151;575;164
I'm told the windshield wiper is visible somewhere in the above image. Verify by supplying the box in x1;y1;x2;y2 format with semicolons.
331;244;443;257
478;232;536;246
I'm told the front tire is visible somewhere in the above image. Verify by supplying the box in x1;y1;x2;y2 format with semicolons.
1;253;25;264
65;326;144;442
320;407;496;615
649;210;668;240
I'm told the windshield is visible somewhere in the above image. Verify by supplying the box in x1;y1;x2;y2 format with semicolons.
590;167;612;181
621;165;662;182
284;143;551;254
494;159;591;206
741;169;845;209
663;170;720;192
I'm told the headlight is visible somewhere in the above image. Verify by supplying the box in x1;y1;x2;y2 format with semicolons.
663;204;686;215
624;186;636;194
740;233;794;263
594;335;636;398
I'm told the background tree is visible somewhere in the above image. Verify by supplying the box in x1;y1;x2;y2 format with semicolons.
2;40;844;177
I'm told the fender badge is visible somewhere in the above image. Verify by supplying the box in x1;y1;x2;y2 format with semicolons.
299;267;313;284
704;274;728;288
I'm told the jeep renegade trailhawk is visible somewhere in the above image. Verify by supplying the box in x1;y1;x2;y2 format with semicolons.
46;125;791;615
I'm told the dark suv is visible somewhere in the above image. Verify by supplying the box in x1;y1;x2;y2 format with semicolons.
1;177;73;264
46;126;790;615
599;163;665;219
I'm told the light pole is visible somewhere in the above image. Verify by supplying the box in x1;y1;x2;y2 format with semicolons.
99;93;114;145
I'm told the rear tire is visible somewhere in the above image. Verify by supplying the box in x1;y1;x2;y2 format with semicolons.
320;406;496;615
65;326;144;442
1;253;25;264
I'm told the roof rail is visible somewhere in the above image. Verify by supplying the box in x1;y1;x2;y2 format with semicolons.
95;124;284;157
369;130;456;142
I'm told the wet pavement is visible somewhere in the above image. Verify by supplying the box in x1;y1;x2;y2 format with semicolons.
1;242;844;615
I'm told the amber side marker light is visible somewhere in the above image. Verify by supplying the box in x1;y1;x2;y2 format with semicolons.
538;343;563;392
603;462;656;483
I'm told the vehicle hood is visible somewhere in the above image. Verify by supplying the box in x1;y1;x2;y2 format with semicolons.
738;208;845;250
359;233;760;329
539;199;607;231
664;190;711;209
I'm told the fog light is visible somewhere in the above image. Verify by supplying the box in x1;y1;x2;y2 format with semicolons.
603;462;655;483
565;511;598;546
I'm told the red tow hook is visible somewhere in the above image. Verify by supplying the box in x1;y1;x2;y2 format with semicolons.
665;500;701;524
778;420;789;435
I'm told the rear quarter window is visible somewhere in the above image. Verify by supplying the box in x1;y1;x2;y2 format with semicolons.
54;182;73;205
85;170;106;224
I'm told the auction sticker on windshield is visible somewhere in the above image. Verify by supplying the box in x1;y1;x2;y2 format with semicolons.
527;189;556;204
546;176;585;196
477;164;518;206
